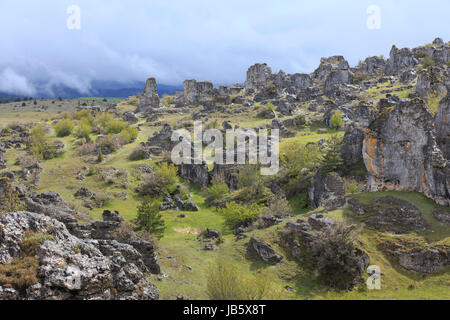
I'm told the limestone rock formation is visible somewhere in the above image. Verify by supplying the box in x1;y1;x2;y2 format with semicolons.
308;171;346;210
386;45;419;75
183;79;214;105
245;63;273;90
0;211;159;300
363;98;449;206
138;78;160;113
248;237;283;265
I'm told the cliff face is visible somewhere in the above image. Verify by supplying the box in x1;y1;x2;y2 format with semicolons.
363;98;449;206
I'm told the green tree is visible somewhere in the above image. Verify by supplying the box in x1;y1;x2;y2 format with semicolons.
330;112;344;131
135;198;165;240
321;134;344;173
30;124;48;159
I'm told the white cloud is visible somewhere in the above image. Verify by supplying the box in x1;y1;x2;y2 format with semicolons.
0;68;36;96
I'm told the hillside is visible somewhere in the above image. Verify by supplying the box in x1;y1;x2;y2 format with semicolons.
0;38;449;300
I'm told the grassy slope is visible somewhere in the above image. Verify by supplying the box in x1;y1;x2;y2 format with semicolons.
1;109;449;300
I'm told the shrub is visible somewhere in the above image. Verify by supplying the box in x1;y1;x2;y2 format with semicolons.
72;110;94;125
422;56;435;69
425;92;445;115
96;134;121;154
0;257;39;290
75;118;92;142
97;149;104;163
135;197;165;240
54;119;74;137
157;162;178;192
308;222;364;290
348;183;358;194
219;202;261;232
330;112;344;131
261;195;293;218
206;177;229;206
96;113;114;131
0;179;24;214
106;120;128;134
119;126;139;144
129;147;148;161
30;124;48;159
76;142;96;156
16;155;38;168
237;165;265;196
139;172;169;196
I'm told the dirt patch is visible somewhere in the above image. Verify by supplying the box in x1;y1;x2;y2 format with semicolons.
173;227;201;235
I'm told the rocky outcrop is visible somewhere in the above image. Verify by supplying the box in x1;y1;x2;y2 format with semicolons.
138;78;160;113
143;124;175;152
340;125;364;169
433;208;450;224
183;79;214;105
348;197;427;234
363;98;449;206
0;211;158;300
415;67;448;99
357;56;386;77
177;161;210;188
248;237;283;265
381;236;449;274
386;45;419;75
308;171;345;210
313;56;350;82
245;63;273;90
435;95;450;159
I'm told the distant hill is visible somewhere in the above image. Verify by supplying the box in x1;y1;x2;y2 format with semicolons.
0;80;183;101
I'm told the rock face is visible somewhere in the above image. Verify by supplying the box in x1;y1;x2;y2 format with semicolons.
138;78;160;113
177;162;210;188
357;56;386;77
313;56;350;82
433;208;450;224
381;237;449;274
248;237;283;265
435;95;450;159
183;79;214;105
308;171;346;210
245;63;273;90
363;99;449;206
0;211;159;300
340;125;364;169
348;197;428;233
386;46;419;75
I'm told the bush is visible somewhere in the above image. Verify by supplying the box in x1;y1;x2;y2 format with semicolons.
72;110;94;125
261;195;293;218
139;172;169;196
330;112;344;131
0;257;39;290
105;119;128;134
206;259;273;300
219;202;261;232
135;197;165;240
96;134;121;154
308;222;364;290
129;147;147;161
0;179;24;214
75;118;92;142
16;155;38;168
206;177;229;206
119;126;139;144
422;56;435;69
348;183;358;194
54;119;74;137
76;142;96;156
157;162;178;192
30;124;48;159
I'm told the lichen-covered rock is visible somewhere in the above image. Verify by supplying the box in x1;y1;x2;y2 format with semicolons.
183;79;214;104
308;171;345;210
340;125;365;169
177;161;210;188
433;208;450;224
313;56;350;81
245;63;273;90
381;236;449;274
0;211;158;300
137;78;160;113
363;99;449;206
435;95;450;159
348;197;428;233
386;45;419;75
248;237;283;265
356;56;386;77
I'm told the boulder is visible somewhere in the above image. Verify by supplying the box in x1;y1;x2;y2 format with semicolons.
245;63;273;90
248;237;283;265
308;171;346;210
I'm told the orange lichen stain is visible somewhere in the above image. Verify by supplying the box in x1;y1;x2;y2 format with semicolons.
364;137;379;174
421;162;428;190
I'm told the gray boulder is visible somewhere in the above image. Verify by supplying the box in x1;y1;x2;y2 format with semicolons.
248;237;283;265
308;171;346;210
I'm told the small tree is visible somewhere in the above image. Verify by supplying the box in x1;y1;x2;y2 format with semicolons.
30;124;48;159
321;134;344;173
97;149;104;163
135;198;165;240
330;112;344;131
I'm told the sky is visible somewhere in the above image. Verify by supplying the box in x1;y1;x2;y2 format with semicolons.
0;0;449;95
